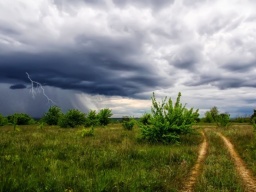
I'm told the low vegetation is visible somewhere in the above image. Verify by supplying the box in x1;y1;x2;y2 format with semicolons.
0;124;201;191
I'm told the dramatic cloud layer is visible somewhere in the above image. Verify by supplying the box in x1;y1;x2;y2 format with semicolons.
0;0;256;117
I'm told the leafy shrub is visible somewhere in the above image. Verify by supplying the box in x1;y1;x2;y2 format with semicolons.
59;109;86;128
0;114;8;126
122;116;135;130
7;113;35;125
80;127;94;137
85;110;98;127
98;108;113;126
216;113;230;128
42;106;63;125
140;113;151;125
139;92;199;143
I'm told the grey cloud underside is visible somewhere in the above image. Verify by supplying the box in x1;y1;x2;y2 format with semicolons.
0;50;164;97
187;74;256;89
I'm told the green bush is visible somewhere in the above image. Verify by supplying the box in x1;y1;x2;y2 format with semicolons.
7;113;35;125
80;127;95;137
140;113;151;125
0;114;8;126
59;109;86;128
216;113;230;128
98;108;113;126
85;110;98;127
42;106;63;125
139;92;199;143
122;116;135;130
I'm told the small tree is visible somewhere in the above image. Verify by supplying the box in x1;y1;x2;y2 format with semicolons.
210;106;219;122
216;113;230;128
203;106;219;123
43;106;63;125
122;116;135;130
85;110;99;127
0;114;8;126
59;109;86;128
97;108;113;126
204;111;214;123
139;92;199;143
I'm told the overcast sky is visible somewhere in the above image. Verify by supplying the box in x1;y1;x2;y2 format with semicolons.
0;0;256;117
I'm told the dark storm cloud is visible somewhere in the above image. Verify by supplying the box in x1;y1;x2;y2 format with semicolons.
9;84;26;89
0;47;164;98
222;61;256;72
187;73;256;90
1;0;256;117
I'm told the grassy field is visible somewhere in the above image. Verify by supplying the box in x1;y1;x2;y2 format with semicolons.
1;123;256;191
0;124;201;192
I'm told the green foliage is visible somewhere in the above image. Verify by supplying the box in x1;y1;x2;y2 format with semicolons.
140;113;151;125
216;113;231;128
42;106;63;125
7;113;35;125
97;108;113;126
0;114;8;126
85;110;98;127
58;109;86;128
203;111;214;123
203;106;219;123
251;109;256;122
210;106;219;121
0;124;200;191
122;116;135;130
140;92;199;143
80;127;95;137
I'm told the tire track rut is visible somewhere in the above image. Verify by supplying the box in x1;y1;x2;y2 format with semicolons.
217;132;256;192
181;131;208;192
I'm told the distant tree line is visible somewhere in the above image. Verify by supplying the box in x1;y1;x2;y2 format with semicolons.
0;106;113;128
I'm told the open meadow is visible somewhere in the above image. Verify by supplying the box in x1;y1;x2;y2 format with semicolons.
1;123;256;191
0;124;201;192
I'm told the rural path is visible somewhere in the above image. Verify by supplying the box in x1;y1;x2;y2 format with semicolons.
217;132;256;192
181;131;208;192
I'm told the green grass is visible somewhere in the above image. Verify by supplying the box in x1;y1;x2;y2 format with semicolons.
194;129;244;192
0;124;201;192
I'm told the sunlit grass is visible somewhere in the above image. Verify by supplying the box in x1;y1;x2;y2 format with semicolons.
0;124;201;192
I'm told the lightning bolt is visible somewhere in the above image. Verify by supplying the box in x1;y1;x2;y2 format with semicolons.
26;72;56;105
